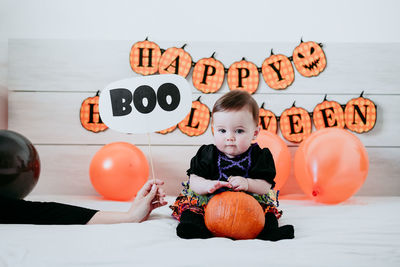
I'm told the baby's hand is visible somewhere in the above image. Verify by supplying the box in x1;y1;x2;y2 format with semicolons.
228;176;249;192
208;181;232;194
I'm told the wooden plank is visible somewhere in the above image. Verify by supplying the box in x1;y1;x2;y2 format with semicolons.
30;145;198;196
0;41;7;129
30;145;400;197
8;39;400;94
8;91;398;147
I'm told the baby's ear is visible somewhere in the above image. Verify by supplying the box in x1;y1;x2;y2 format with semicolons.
253;125;261;140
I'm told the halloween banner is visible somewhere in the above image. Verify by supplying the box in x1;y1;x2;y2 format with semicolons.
129;38;327;93
79;39;375;142
80;92;377;143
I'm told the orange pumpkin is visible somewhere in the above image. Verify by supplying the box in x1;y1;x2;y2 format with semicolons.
292;40;327;77
129;38;161;75
279;103;312;143
344;93;377;133
192;53;225;93
158;45;192;77
204;191;265;240
157;124;177;135
259;103;278;134
313;96;345;130
80;92;108;133
262;50;294;90
227;58;259;94
178;97;210;136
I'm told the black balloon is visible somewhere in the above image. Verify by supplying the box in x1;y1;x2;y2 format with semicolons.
0;130;40;199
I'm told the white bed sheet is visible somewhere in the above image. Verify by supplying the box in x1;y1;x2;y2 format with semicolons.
1;195;399;267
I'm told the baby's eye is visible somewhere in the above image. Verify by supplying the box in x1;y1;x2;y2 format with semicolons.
218;129;226;133
236;129;245;134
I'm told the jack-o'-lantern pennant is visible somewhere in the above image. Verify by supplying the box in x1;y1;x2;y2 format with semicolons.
228;58;260;94
259;103;278;134
130;37;162;75
279;102;312;143
158;44;193;78
292;39;327;77
313;95;345;130
344;91;377;133
262;50;294;90
129;38;327;93
177;96;211;136
80;91;108;133
157;124;177;135
192;52;225;94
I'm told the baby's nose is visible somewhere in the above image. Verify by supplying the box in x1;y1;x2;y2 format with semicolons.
226;135;235;141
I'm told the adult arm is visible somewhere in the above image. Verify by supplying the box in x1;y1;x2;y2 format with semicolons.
87;179;167;224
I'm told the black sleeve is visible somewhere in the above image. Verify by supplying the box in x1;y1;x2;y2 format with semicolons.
0;197;98;225
249;145;276;189
186;144;218;180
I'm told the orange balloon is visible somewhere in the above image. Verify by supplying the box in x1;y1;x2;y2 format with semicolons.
89;142;149;201
256;131;291;191
294;128;369;204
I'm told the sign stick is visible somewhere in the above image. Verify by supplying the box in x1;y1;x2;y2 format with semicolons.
147;132;156;183
147;132;160;205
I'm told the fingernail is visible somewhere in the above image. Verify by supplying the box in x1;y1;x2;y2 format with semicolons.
151;184;156;190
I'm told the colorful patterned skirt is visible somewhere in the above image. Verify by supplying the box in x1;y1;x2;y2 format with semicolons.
170;181;282;221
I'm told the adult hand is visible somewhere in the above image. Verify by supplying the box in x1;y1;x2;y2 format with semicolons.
128;179;168;222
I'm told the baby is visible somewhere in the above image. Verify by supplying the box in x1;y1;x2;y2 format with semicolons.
171;90;294;241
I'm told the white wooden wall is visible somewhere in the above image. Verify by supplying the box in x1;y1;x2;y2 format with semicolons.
7;39;400;196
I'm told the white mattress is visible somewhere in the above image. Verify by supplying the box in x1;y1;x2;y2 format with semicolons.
1;195;399;267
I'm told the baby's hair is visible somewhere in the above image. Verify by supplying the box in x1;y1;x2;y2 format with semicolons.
212;90;259;125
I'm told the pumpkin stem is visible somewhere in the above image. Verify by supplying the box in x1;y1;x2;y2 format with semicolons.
323;94;327;101
292;101;296;107
319;42;323;48
181;44;187;49
260;102;265;109
242;57;246;61
196;96;201;102
145;36;149;41
300;37;303;43
270;49;274;56
96;90;100;97
211;52;216;58
360;91;364;97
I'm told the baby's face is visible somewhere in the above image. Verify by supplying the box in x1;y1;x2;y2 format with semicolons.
212;108;259;158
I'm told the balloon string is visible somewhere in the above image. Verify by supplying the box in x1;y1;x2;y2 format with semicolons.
147;132;156;183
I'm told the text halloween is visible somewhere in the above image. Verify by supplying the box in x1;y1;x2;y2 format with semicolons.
81;93;376;143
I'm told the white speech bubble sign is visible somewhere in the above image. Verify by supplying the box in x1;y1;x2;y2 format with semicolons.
99;74;192;134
